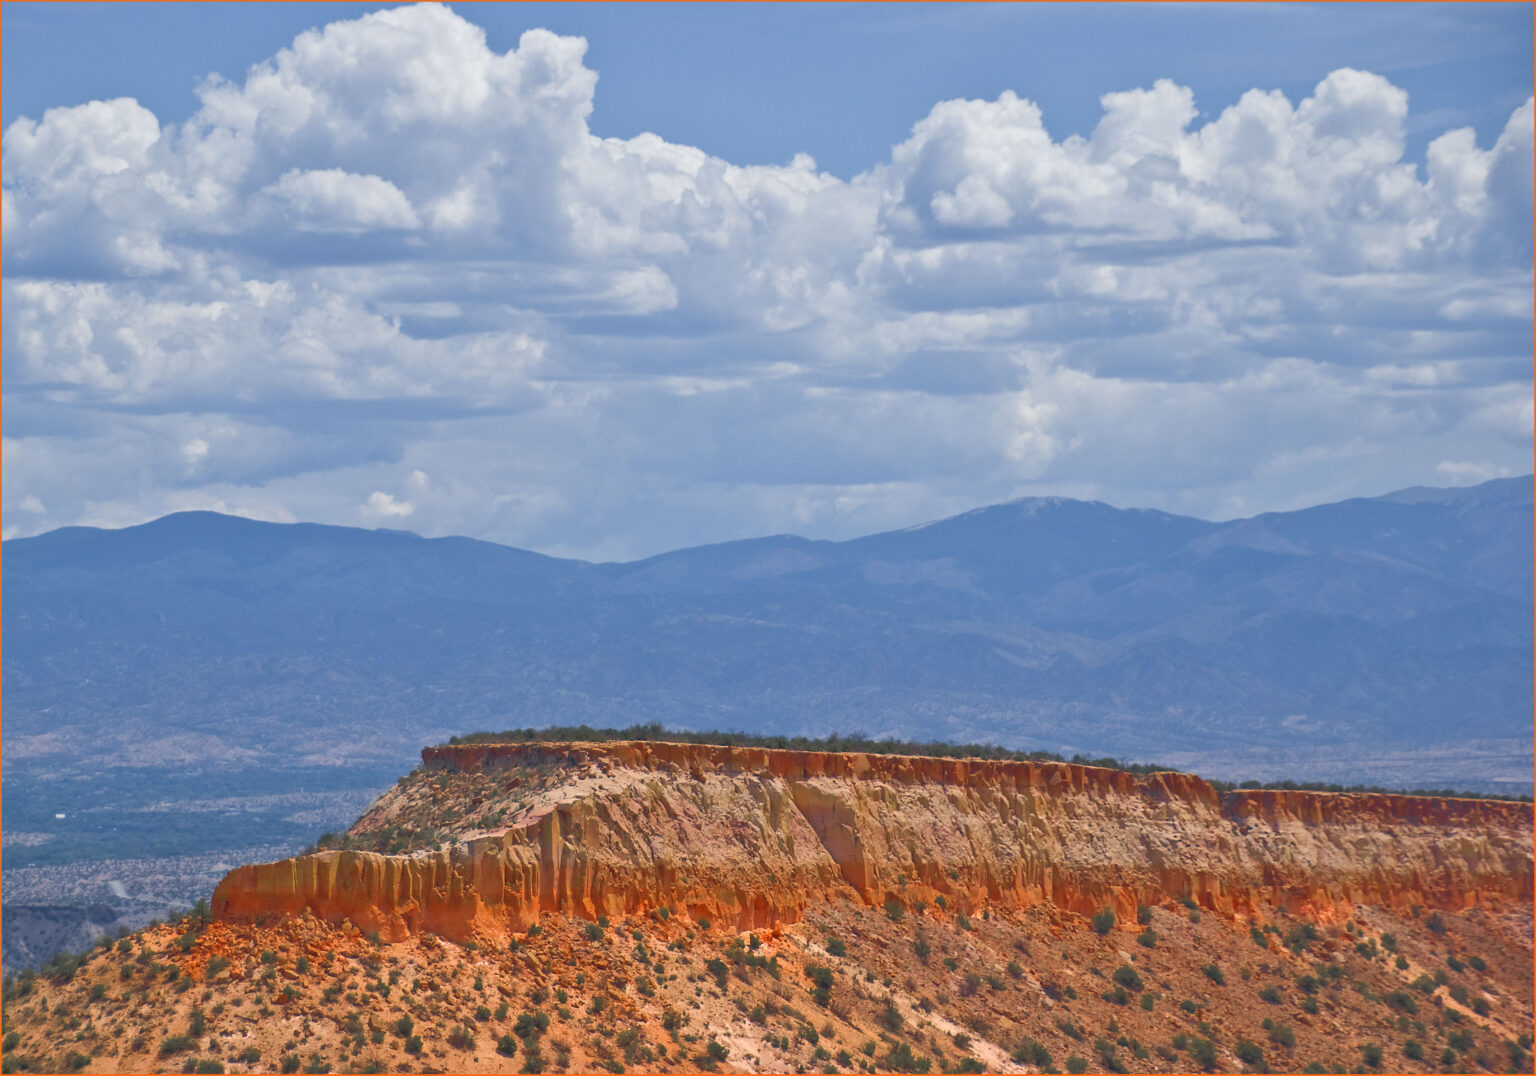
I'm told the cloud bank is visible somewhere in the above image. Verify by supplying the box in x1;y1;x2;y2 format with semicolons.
4;4;1531;557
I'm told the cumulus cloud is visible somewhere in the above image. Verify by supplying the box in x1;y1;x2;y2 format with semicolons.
364;491;415;519
3;4;1530;558
262;169;421;231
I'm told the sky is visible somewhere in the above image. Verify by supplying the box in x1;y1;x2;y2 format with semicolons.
3;2;1532;560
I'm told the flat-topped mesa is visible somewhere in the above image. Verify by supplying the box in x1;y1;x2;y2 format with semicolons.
212;741;1534;948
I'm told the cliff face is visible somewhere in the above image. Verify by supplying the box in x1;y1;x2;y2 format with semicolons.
212;742;1534;946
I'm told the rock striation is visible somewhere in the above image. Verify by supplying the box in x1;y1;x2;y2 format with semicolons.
212;742;1534;946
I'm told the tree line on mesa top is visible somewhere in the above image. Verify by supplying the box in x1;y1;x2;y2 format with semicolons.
442;724;1531;803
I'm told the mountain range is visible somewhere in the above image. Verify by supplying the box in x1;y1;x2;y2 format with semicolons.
5;476;1531;798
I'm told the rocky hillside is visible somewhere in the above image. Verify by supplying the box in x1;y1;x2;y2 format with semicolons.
5;741;1530;1075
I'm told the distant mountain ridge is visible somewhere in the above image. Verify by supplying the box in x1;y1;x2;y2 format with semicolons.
4;476;1532;796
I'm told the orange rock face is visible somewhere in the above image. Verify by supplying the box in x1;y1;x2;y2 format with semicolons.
212;741;1534;947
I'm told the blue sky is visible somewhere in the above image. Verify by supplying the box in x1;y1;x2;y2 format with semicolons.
2;3;1532;559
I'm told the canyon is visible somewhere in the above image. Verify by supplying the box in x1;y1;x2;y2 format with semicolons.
211;741;1534;947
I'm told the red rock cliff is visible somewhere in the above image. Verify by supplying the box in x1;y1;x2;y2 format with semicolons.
212;741;1534;946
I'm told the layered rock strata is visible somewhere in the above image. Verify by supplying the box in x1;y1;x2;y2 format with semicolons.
212;742;1534;946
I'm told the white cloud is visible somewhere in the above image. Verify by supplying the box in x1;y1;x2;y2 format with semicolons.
1434;460;1512;484
363;491;415;519
1;5;1529;558
262;168;420;231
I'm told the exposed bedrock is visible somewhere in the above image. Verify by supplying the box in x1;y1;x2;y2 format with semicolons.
212;742;1534;946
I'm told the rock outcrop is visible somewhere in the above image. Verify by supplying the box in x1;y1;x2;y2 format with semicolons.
212;742;1534;946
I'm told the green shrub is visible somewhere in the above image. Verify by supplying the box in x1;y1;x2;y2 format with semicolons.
1361;1043;1383;1067
1136;904;1153;925
1403;1039;1424;1061
1136;928;1158;948
1203;964;1225;985
1250;926;1269;948
1101;985;1128;1005
1258;985;1283;1004
279;1056;302;1074
1235;1039;1264;1065
1065;1056;1088;1074
1012;1039;1051;1068
448;1025;475;1049
160;1035;195;1056
1379;933;1397;952
880;1043;930;1074
1284;924;1318;952
1091;909;1115;935
403;1035;423;1056
805;964;834;1007
1268;1024;1295;1049
1140;992;1155;1012
1188;1038;1217;1071
514;1012;550;1040
825;937;846;958
1112;965;1143;991
1467;955;1486;972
